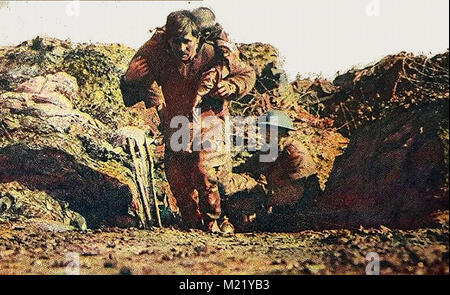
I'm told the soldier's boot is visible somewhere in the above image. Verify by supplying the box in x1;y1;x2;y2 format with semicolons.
219;216;235;234
198;183;222;233
205;219;221;233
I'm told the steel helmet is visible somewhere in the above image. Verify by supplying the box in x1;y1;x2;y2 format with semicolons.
192;7;216;30
259;110;296;131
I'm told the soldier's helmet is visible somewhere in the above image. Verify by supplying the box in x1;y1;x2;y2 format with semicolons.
192;7;216;30
260;110;296;131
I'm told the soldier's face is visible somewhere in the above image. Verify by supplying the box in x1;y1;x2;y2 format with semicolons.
168;32;199;62
264;126;288;143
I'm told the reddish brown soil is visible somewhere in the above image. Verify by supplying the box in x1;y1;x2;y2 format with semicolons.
0;219;447;275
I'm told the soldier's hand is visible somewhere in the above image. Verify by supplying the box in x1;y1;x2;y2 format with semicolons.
285;144;301;160
124;57;149;82
215;81;237;98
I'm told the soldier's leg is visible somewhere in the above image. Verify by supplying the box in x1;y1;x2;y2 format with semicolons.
195;165;222;230
195;115;228;230
165;152;203;229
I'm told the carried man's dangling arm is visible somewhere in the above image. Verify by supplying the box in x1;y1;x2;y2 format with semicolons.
214;48;256;100
120;36;165;109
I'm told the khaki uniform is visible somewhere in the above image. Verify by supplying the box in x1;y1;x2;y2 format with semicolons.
233;137;318;208
120;29;256;228
219;137;317;231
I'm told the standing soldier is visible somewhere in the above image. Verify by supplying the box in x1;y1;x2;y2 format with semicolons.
120;10;256;232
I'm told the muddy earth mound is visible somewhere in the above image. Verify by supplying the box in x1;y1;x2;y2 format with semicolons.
0;37;166;229
293;51;449;137
0;72;151;228
320;100;449;229
281;51;449;231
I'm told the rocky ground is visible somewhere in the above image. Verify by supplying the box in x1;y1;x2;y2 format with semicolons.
0;218;448;275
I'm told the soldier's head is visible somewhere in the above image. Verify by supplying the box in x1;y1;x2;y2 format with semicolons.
192;7;223;44
192;7;216;31
165;10;200;62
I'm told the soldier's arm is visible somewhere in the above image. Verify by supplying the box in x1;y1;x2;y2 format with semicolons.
221;49;256;100
120;36;165;109
234;153;270;177
193;67;220;109
282;141;317;180
120;57;152;107
197;68;220;97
